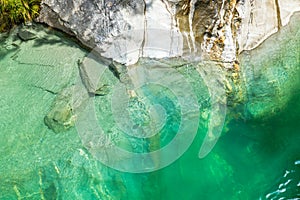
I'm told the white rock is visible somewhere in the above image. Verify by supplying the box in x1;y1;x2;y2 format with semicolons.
38;0;300;64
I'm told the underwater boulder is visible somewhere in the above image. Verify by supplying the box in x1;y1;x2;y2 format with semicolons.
239;13;300;120
17;30;36;41
44;87;77;133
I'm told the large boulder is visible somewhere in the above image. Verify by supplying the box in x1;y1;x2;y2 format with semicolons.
44;86;78;133
37;0;300;64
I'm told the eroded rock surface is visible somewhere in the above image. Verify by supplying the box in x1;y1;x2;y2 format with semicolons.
38;0;300;65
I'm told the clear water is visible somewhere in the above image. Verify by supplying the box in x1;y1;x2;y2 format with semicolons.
0;15;299;200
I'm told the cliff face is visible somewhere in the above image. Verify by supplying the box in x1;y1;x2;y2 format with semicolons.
37;0;299;65
238;0;300;51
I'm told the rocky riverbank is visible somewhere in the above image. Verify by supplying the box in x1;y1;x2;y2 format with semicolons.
0;11;299;200
37;0;300;65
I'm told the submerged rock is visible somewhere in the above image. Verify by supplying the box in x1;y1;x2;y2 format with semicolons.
239;13;300;120
44;86;78;133
17;30;36;41
78;56;108;94
44;81;103;133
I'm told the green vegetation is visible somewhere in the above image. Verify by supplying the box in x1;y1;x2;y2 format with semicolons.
0;0;41;32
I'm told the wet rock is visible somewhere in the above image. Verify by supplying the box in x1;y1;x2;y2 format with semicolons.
17;30;36;41
95;84;110;96
78;56;113;95
78;57;104;94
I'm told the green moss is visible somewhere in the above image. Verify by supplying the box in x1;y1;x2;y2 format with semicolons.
0;0;41;32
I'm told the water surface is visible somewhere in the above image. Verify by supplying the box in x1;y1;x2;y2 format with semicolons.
0;19;299;199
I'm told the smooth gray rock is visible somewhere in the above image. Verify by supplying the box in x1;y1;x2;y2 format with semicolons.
17;30;36;41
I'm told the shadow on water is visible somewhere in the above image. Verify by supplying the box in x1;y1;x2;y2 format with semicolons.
0;23;86;61
31;36;77;48
31;25;81;48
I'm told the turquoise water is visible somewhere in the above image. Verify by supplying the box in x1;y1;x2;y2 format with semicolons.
0;15;299;200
